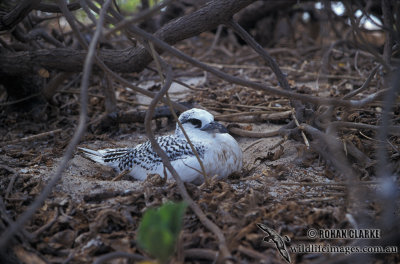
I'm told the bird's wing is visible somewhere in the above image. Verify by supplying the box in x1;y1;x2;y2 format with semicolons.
116;136;205;171
79;136;205;173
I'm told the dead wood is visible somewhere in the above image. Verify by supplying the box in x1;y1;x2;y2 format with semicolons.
0;0;41;31
0;0;254;75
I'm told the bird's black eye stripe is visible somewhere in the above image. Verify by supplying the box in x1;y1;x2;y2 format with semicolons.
186;118;202;128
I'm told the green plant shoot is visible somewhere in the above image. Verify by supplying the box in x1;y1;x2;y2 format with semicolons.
137;201;188;264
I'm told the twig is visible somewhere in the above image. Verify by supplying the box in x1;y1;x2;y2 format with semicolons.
354;50;362;76
93;251;148;264
243;137;286;153
228;126;281;138
35;2;81;12
0;197;32;246
381;0;393;66
342;65;379;99
104;0;173;38
79;0;98;25
205;62;366;80
376;67;400;229
86;57;188;112
291;109;310;148
42;72;73;103
216;110;284;118
236;47;300;63
327;121;400;136
172;78;206;91
184;248;218;261
32;209;59;237
227;20;290;91
0;93;41;106
166;93;209;185
111;170;129;182
227;19;306;124
57;0;88;49
102;75;117;113
317;65;381;128
0;0;112;251
203;102;290;111
198;25;223;60
343;1;390;72
280;181;380;186
126;24;387;108
215;110;292;122
237;245;268;261
0;164;20;199
0;129;63;147
0;0;41;31
297;196;342;204
144;62;232;262
61;249;77;264
146;41;209;184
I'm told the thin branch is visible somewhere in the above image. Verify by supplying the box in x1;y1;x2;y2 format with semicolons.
0;164;20;200
0;93;41;106
57;0;88;49
144;63;232;262
34;2;81;13
300;124;357;180
381;0;394;66
376;67;400;228
60;0;187;113
317;65;381;128
0;0;112;251
198;25;223;60
0;129;63;147
291;109;310;148
79;0;98;25
342;65;379;99
327;121;400;136
343;1;390;72
96;57;188;112
105;0;174;38
146;41;209;184
166;93;209;184
227;20;291;91
93;252;148;264
0;0;41;31
228;126;282;138
126;24;387;108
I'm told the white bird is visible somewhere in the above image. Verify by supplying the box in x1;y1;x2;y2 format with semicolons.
79;108;242;183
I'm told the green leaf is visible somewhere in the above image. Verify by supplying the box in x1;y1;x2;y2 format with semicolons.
137;201;187;264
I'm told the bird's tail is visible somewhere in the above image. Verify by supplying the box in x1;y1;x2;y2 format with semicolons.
78;147;131;165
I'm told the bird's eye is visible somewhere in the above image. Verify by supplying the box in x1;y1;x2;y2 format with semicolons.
187;118;202;128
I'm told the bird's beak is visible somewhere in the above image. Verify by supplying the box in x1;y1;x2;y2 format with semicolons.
200;121;228;134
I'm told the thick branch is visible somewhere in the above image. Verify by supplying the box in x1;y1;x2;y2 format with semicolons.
34;2;81;13
0;0;254;75
0;0;41;31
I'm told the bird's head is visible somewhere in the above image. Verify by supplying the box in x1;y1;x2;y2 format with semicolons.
176;108;228;136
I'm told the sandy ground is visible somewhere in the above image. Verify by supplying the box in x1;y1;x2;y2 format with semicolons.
3;122;334;206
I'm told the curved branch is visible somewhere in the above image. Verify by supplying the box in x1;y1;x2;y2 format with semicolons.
0;0;41;31
126;24;388;108
93;252;148;264
144;64;233;262
0;0;254;74
0;0;112;251
34;2;81;13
